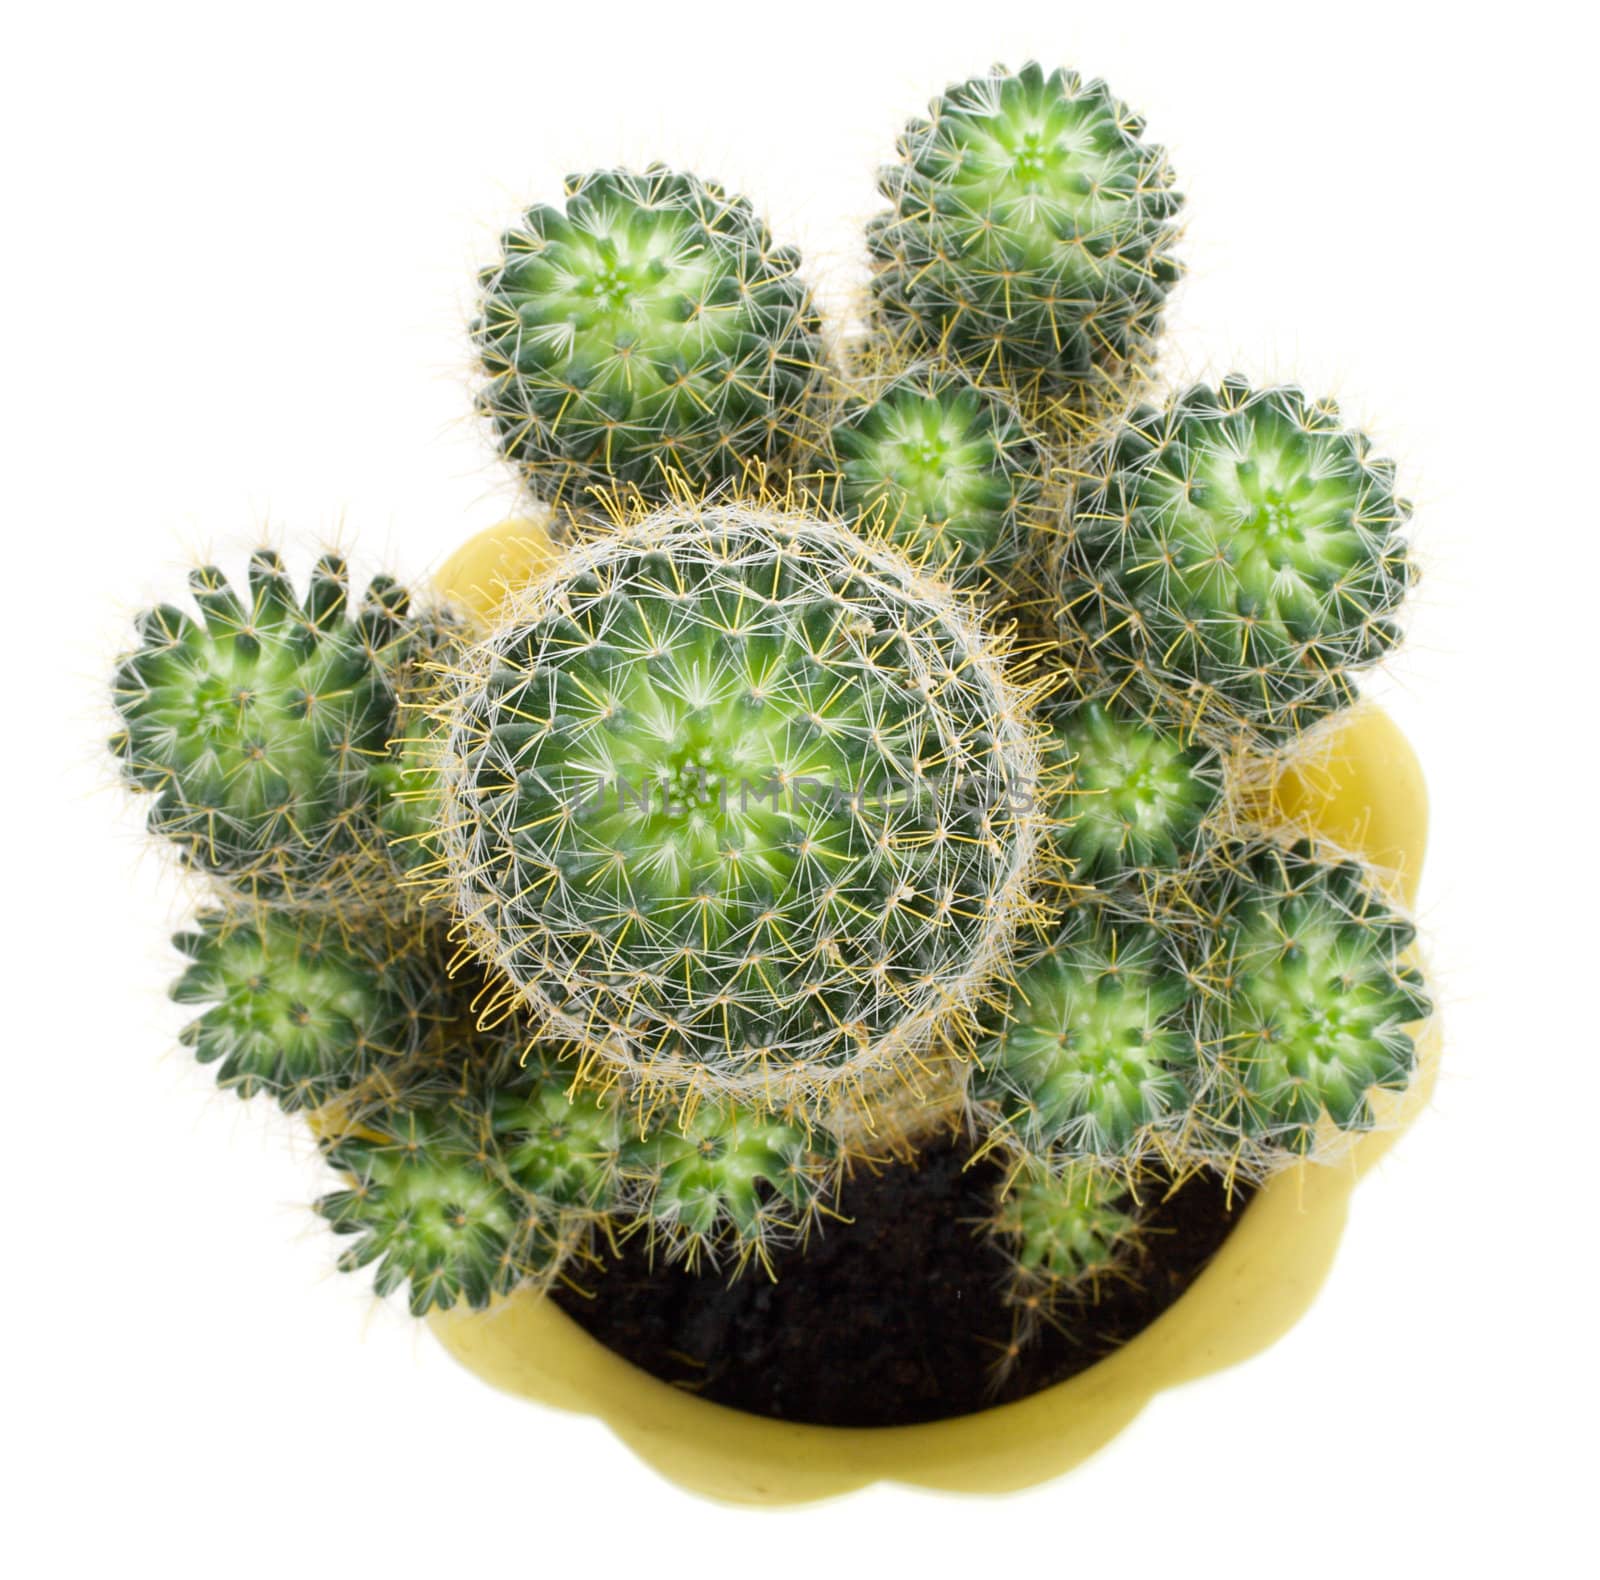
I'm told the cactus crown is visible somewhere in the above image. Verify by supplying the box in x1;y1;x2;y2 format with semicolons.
1060;377;1414;745
111;549;412;895
430;500;1042;1110
869;61;1181;402
1193;841;1430;1156
973;902;1203;1162
819;363;1041;587
1044;693;1227;889
172;908;440;1111
474;166;825;504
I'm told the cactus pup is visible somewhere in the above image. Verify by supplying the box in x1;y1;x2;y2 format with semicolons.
817;362;1042;589
110;549;416;897
474;166;825;506
1190;840;1430;1162
1058;377;1415;747
868;62;1181;417
172;907;444;1111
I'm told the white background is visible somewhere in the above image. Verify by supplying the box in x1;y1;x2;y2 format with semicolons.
6;1;1594;1571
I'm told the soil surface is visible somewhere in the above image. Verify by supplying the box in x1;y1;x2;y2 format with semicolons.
552;1138;1254;1428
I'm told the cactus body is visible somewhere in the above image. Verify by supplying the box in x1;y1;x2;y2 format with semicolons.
1060;378;1414;744
474;167;824;504
868;63;1181;403
489;1068;626;1210
624;1102;835;1266
318;1105;542;1316
433;502;1041;1109
821;364;1041;586
1196;842;1429;1155
973;904;1201;1161
111;550;413;895
172;909;440;1111
994;1159;1141;1290
1044;694;1226;889
315;1056;616;1316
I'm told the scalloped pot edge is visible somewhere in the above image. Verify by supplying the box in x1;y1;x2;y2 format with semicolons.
422;518;1437;1506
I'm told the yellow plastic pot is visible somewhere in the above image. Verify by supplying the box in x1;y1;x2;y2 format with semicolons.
423;519;1437;1506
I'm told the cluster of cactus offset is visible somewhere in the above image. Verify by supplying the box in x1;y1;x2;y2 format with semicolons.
111;62;1430;1337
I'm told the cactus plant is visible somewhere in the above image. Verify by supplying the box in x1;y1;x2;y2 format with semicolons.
110;549;416;897
106;62;1436;1415
817;363;1042;587
1058;377;1415;746
172;908;443;1111
624;1101;837;1269
992;1157;1143;1292
428;499;1043;1112
868;62;1181;411
317;1088;558;1316
474;166;825;505
1191;840;1430;1159
489;1058;628;1212
1043;692;1227;891
970;902;1203;1163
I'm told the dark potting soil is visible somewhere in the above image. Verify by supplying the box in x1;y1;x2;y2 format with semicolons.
551;1138;1254;1428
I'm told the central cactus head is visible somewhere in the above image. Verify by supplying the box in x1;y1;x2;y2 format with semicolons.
430;502;1042;1109
474;166;825;504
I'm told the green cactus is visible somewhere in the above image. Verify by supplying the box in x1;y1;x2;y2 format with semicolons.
624;1100;837;1267
1059;377;1415;745
110;549;415;897
317;1094;549;1316
1043;693;1227;889
993;1158;1142;1291
474;166;825;505
316;1053;833;1303
868;62;1181;406
107;66;1438;1368
314;1050;624;1314
819;363;1042;587
171;908;442;1111
430;501;1041;1111
1194;841;1430;1157
489;1061;627;1211
972;903;1202;1162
